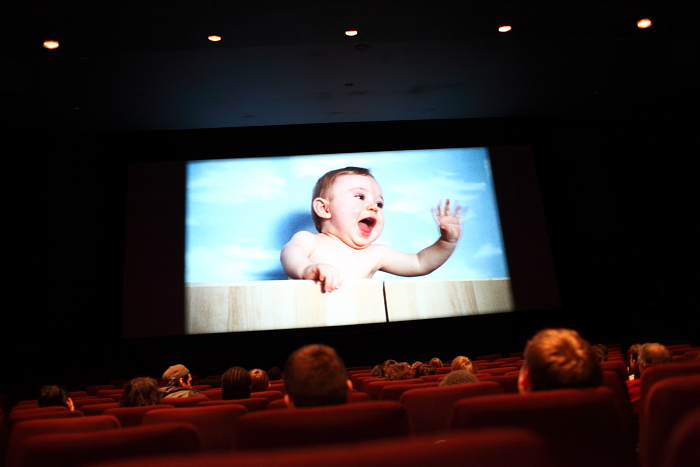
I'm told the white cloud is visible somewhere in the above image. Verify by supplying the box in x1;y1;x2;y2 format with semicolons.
472;243;503;258
189;166;288;204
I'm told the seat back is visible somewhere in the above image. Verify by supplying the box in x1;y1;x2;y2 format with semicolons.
233;401;410;450
365;379;423;400
378;382;438;401
250;391;284;403
639;361;700;410
142;405;247;451
72;398;118;410
9;408;82;427
80;402;120;416
159;396;209;408
400;381;503;434
198;398;269;412
6;415;120;467
475;374;519;393
83;428;555;467
448;387;637;467
639;375;700;467
660;407;700;467
13;422;202;467
102;405;175;427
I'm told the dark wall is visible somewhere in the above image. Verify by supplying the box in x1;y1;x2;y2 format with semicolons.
3;108;697;403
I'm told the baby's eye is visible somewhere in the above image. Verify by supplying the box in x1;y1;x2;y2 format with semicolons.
376;202;384;209
355;194;365;201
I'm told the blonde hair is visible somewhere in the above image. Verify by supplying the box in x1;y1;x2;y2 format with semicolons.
451;356;479;374
311;167;373;232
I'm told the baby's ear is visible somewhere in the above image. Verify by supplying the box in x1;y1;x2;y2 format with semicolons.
313;197;332;220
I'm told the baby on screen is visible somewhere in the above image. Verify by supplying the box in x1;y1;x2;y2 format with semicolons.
280;167;462;292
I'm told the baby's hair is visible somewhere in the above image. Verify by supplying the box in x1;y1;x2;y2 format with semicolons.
311;167;374;232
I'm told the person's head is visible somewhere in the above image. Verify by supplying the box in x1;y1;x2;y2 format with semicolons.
439;370;479;386
249;368;270;392
267;367;282;381
591;344;608;362
283;344;351;408
38;385;73;410
311;167;384;248
221;366;251;400
385;362;412;381
518;328;602;393
627;343;642;377
410;361;423;377
371;364;384;377
415;363;437;378
429;358;443;369
120;377;161;407
162;364;192;388
382;359;398;374
451;356;479;374
637;343;673;375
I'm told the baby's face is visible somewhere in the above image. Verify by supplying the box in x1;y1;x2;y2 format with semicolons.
323;174;385;249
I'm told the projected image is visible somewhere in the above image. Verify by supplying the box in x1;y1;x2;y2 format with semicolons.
184;148;513;334
186;148;508;284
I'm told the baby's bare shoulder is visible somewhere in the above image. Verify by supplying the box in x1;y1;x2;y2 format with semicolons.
285;231;319;249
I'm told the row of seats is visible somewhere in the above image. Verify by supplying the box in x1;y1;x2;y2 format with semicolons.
5;361;699;467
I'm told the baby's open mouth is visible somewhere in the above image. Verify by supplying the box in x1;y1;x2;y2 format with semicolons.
358;217;375;235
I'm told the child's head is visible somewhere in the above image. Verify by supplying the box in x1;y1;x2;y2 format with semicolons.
311;167;385;249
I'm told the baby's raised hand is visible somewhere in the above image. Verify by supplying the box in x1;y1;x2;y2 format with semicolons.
432;199;462;243
302;263;343;293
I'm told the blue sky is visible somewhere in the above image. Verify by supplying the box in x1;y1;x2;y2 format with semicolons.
186;147;509;283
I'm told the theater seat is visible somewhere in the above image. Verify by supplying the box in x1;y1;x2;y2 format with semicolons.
232;401;410;450
449;387;637;467
6;415;120;467
660;407;700;467
158;396;209;408
400;381;503;434
639;375;700;467
142;405;247;451
102;405;175;427
81;428;556;467
198;397;269;412
13;422;202;467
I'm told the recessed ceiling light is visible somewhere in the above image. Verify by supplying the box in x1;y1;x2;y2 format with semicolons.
637;18;652;29
345;30;358;37
498;25;512;33
43;40;59;49
208;35;222;42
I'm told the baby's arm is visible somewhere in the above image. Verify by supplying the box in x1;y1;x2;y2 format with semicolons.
379;200;462;276
280;231;343;293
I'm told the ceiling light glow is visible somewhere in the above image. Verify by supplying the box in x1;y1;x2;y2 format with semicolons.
43;40;59;49
345;30;358;37
637;18;652;29
498;25;512;33
208;35;222;42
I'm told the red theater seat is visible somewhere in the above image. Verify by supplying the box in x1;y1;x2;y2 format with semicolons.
365;379;423;400
198;397;269;412
378;382;438;401
232;401;410;451
159;396;209;408
639;375;700;467
400;381;503;434
448;387;637;467
250;390;284;403
102;405;175;427
13;422;202;467
72;398;117;410
79;403;119;416
475;374;519;393
639;361;700;412
142;405;247;451
85;385;115;397
660;407;700;467
87;428;555;467
475;353;502;362
6;415;120;467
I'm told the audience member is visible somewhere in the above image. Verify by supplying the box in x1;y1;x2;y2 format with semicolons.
429;357;443;369
439;370;478;386
415;363;437;378
626;343;641;379
410;361;423;377
160;364;205;399
38;385;74;411
267;366;282;381
120;377;161;407
249;368;270;392
283;344;351;408
518;328;602;393
370;363;384;377
591;344;608;362
451;356;479;374
626;342;673;416
221;366;251;400
384;362;412;381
